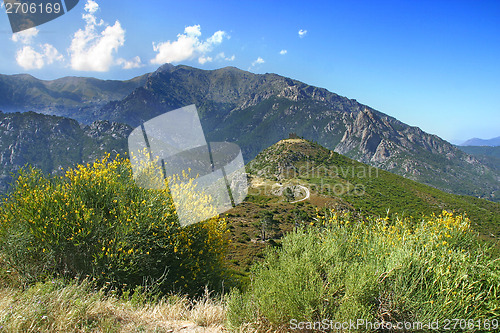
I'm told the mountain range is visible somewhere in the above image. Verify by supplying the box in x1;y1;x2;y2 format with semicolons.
0;64;498;201
0;73;146;123
461;136;500;147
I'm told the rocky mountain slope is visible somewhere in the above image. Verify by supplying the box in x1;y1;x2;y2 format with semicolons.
97;65;499;201
457;145;500;174
0;65;497;201
0;111;131;192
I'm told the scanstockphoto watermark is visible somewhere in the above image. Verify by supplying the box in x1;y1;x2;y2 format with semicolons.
290;319;438;331
290;318;500;331
3;0;81;33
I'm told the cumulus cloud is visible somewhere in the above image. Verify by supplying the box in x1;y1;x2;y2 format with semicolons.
280;49;287;55
251;57;265;67
11;28;39;44
151;25;228;65
11;27;63;69
16;44;63;70
198;55;212;64
69;0;126;71
117;56;143;69
298;29;307;38
216;52;235;61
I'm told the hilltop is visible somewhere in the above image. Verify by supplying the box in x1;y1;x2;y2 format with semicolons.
461;136;500;147
224;138;500;272
247;138;499;230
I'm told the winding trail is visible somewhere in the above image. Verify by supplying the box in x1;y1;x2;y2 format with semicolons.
273;182;310;203
290;185;310;203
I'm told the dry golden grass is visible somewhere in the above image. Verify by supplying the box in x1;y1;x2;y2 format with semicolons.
0;281;227;332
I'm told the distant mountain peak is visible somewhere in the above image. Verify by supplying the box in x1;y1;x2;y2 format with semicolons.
461;136;500;147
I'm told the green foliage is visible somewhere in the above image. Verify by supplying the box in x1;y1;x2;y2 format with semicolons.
226;210;500;330
258;210;278;241
0;154;230;295
248;138;500;238
283;187;294;202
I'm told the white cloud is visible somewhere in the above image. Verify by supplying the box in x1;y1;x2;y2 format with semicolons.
216;52;235;61
15;46;44;70
298;29;307;38
198;55;212;64
251;57;265;67
280;49;287;55
43;44;64;64
184;25;202;37
16;44;63;70
11;28;39;44
151;25;228;65
11;27;63;69
205;31;226;46
84;0;99;14
117;56;143;69
69;0;126;71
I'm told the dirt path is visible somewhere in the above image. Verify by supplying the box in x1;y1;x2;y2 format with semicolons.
290;185;310;203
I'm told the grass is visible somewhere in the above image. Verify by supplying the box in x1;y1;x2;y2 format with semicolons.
0;279;226;332
2;208;499;332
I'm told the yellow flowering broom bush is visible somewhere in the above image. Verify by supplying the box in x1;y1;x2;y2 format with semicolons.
227;210;500;330
0;154;230;295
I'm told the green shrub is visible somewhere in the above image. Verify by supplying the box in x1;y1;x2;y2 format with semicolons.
0;154;230;295
227;210;500;330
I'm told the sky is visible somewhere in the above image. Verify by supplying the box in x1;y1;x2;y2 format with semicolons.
0;0;499;144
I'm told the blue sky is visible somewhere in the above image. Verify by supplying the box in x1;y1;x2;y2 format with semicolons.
0;0;499;144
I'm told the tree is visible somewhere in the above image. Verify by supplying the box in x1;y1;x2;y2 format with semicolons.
291;208;309;228
283;186;295;202
259;210;278;241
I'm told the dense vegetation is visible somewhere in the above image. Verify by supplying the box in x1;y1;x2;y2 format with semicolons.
247;139;500;238
0;154;230;296
0;148;498;331
227;210;500;331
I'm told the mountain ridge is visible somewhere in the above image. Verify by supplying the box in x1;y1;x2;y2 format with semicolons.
0;72;147;124
0;65;498;201
461;136;500;147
